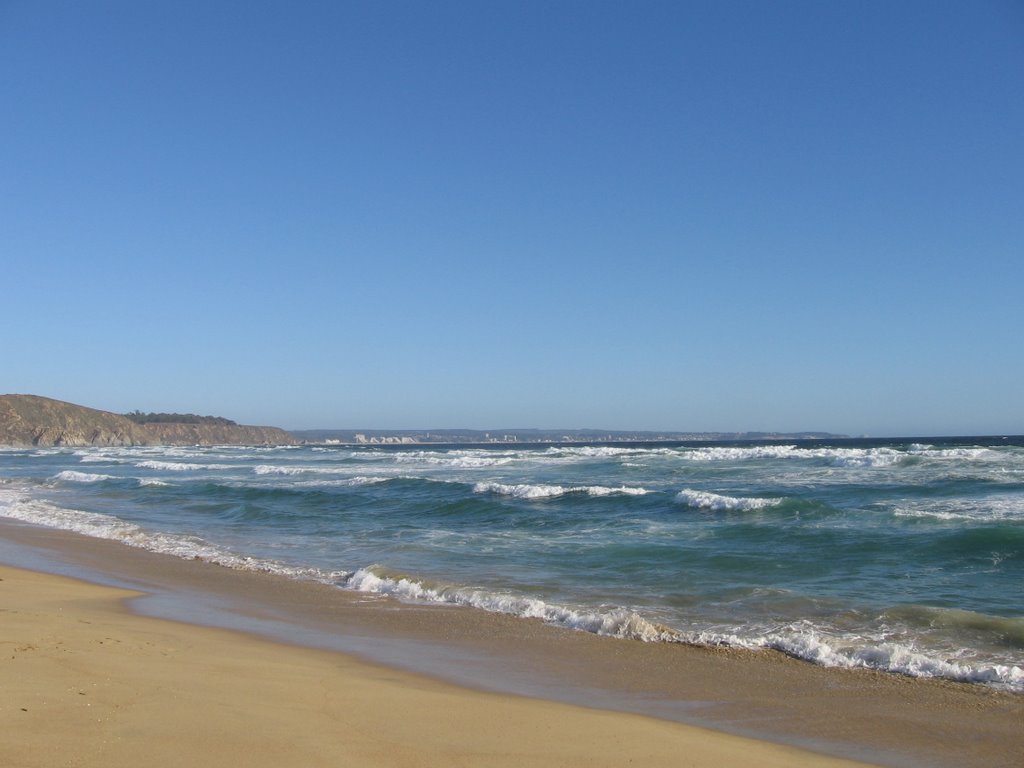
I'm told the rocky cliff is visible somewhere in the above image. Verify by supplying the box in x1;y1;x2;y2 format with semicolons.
0;395;296;447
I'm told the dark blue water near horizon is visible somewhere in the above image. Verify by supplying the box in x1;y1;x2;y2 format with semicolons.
1;435;1021;690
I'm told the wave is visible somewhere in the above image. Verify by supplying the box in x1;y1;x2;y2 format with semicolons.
543;446;675;459
676;445;801;461
675;489;781;511
1;484;1019;691
0;487;346;583
393;452;515;468
884;605;1024;647
342;566;1023;691
758;626;1024;690
51;470;115;483
344;566;680;640
908;445;1000;460
135;460;235;471
473;482;649;499
77;454;130;464
674;444;1015;469
252;463;374;476
674;445;906;467
253;464;308;476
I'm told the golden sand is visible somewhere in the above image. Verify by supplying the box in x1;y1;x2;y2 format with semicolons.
1;564;876;768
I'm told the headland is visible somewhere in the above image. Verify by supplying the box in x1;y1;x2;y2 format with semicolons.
0;394;295;447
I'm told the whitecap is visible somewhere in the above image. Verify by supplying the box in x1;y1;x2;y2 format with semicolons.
135;460;233;471
343;567;679;642
675;489;780;511
757;627;1024;691
473;482;649;499
392;452;514;468
675;445;906;468
51;470;115;483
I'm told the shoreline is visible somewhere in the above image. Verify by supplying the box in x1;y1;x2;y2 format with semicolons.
2;520;1022;767
1;562;879;768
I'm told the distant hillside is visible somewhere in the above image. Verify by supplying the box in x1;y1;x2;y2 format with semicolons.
0;395;295;447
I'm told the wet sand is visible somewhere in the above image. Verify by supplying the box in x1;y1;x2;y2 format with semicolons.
1;520;1021;768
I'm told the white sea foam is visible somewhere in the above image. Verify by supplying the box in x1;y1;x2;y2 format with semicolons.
544;446;673;459
77;454;129;464
138;478;170;487
473;482;649;499
675;489;781;511
755;627;1024;690
675;445;906;467
908;445;999;461
392;452;514;468
344;567;678;641
52;470;115;483
253;464;307;476
677;445;800;461
253;464;395;480
253;464;364;476
136;460;233;471
2;481;1019;691
340;567;1023;690
822;448;904;468
0;487;346;584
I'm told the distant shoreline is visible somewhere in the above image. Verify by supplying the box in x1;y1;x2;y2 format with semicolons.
291;434;1024;449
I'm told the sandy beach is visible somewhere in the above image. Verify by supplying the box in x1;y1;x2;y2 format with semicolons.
2;562;879;768
2;521;1022;768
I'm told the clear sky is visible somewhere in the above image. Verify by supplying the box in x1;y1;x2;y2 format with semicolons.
2;1;1022;436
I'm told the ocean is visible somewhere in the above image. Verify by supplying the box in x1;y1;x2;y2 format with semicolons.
1;437;1021;691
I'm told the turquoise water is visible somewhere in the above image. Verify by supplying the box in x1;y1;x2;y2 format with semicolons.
1;438;1022;690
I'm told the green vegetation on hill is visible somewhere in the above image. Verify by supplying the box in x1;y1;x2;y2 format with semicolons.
124;411;237;427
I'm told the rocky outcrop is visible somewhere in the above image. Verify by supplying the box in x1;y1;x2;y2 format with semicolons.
0;395;296;447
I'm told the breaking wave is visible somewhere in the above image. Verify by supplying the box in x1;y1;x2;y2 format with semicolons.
343;567;1023;690
52;470;115;483
0;488;346;583
675;445;906;467
1;481;1020;692
393;452;515;468
675;489;781;511
473;482;649;499
135;460;235;471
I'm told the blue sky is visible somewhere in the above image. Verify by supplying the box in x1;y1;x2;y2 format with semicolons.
2;1;1022;435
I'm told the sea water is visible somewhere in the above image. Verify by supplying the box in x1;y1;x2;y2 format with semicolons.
1;438;1021;690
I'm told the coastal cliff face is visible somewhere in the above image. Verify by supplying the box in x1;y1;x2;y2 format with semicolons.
0;395;296;447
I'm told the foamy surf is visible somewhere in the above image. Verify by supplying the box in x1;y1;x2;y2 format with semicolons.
52;470;116;484
342;566;1023;691
2;438;1022;693
136;460;235;471
675;489;781;511
674;445;908;467
0;487;346;584
473;482;650;499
